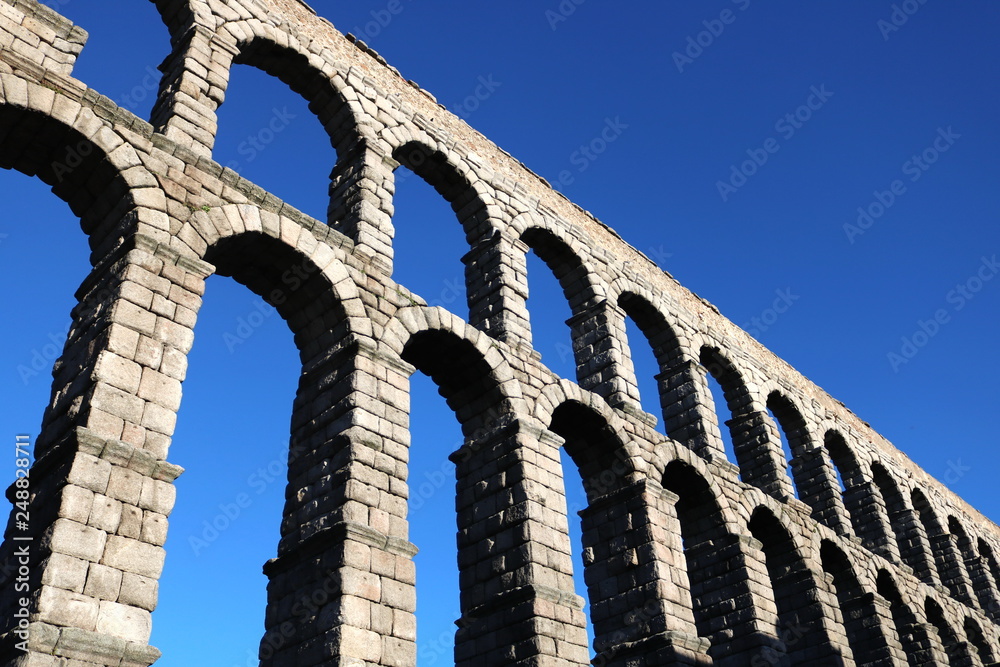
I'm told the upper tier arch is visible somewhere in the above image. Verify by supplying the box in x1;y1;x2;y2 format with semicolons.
0;81;158;250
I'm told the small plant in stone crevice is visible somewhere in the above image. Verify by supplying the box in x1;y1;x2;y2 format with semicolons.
183;202;213;213
396;287;419;307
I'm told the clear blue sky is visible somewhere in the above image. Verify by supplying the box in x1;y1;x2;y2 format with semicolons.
1;1;998;665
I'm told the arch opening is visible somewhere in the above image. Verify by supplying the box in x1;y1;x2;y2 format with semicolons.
747;507;831;662
214;63;337;222
820;540;884;664
400;329;592;665
393;142;490;246
925;598;970;666
390;161;472;321
400;328;519;663
390;142;494;327
619;292;684;436
765;392;810;501
519;227;600;392
825;430;869;541
871;463;918;568
401;369;466;665
662;460;744;660
548;401;637;658
978;538;1000;612
700;346;784;496
205;232;349;362
152;274;299;664
400;329;511;438
550;401;630;503
876;571;927;666
156;231;354;665
524;248;577;377
701;360;738;465
948;516;993;613
0;105;138;251
234;38;358;154
913;489;964;601
520;227;596;370
964;616;995;664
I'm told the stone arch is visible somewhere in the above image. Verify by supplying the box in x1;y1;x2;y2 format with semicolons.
925;597;977;666
390;138;501;309
233;33;363;204
696;344;747;460
546;401;633;651
222;27;404;266
912;488;949;573
204;229;359;362
381;305;525;433
865;461;905;563
979;538;1000;577
518;220;605;315
699;346;790;498
0;86;157;249
913;489;973;605
226;33;370;229
825;429;885;549
400;328;518;434
532;379;651;480
390;139;496;241
513;219;622;397
889;482;940;587
764;390;840;521
533;378;616;428
762;391;805;478
819;540;894;664
876;570;936;665
153;13;365;152
662;460;772;664
378;309;594;665
230;34;360;147
963;616;996;664
548;399;638;502
727;488;789;536
182;205;363;302
747;506;844;663
177;224;376;667
977;537;1000;617
948;516;997;615
612;287;693;437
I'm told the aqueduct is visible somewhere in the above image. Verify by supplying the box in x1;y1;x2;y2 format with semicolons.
1;0;999;665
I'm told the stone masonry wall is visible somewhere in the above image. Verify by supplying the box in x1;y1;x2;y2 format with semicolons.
0;0;998;665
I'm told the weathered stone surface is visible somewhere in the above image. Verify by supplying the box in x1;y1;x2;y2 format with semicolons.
47;519;107;564
95;601;152;644
39;554;89;595
101;537;165;579
83;562;124;603
37;586;99;632
117;572;158;612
